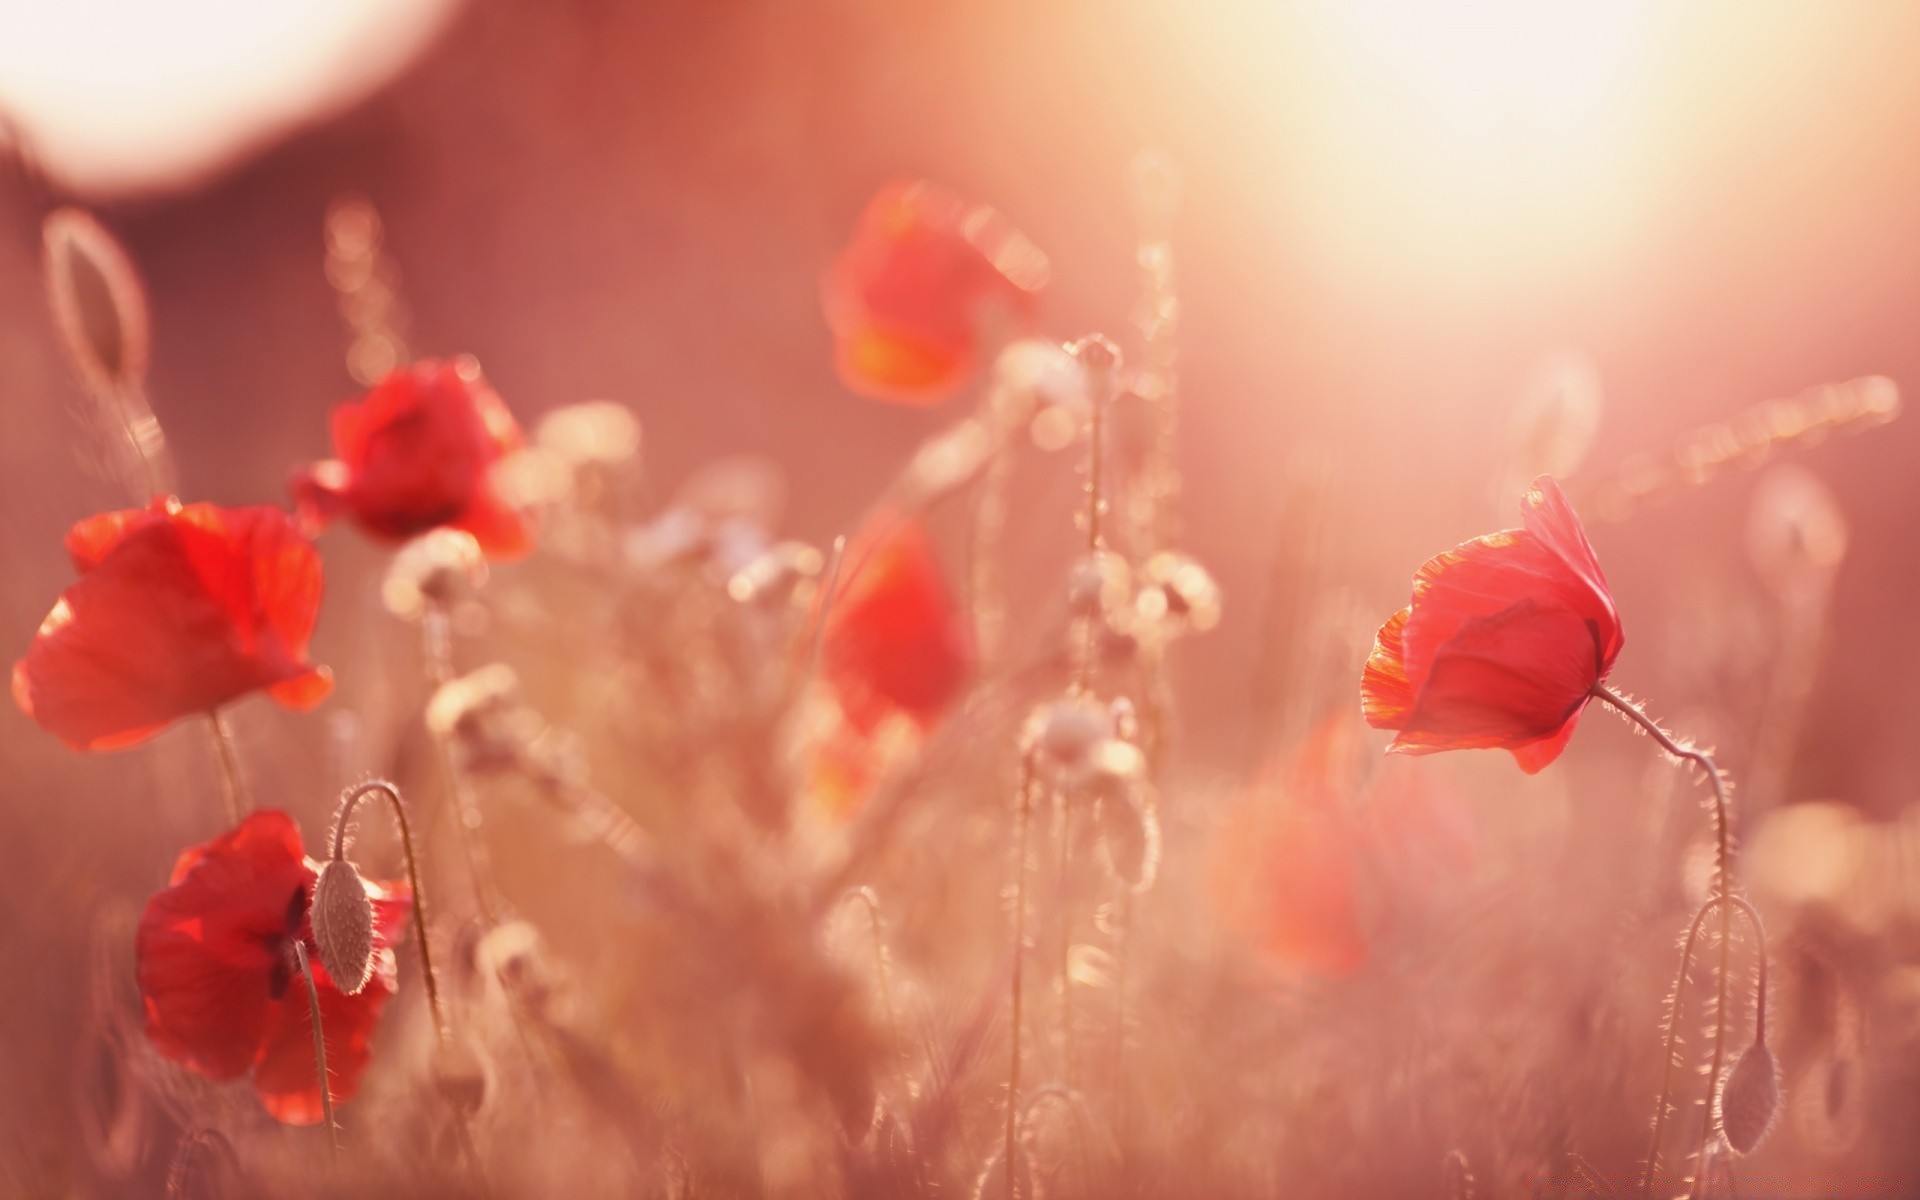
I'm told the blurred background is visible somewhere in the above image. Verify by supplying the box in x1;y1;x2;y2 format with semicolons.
3;0;1917;796
5;0;1920;1191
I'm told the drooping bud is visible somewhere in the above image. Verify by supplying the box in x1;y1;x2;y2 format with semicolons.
310;859;375;994
44;208;150;393
1717;1039;1781;1155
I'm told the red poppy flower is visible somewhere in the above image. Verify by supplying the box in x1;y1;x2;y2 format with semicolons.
136;810;410;1125
823;180;1049;405
822;516;972;731
13;498;332;751
1361;476;1623;774
291;358;532;559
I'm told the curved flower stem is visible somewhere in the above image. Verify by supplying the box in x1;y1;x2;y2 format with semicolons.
292;941;339;1155
1636;893;1768;1194
205;712;246;825
331;780;449;1046
1590;684;1756;1193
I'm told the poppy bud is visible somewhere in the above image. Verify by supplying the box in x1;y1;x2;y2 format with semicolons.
1716;1038;1781;1155
43;208;149;393
311;859;376;995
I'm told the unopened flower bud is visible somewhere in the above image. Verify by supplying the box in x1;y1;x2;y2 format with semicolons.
311;859;375;994
44;208;150;393
1717;1039;1781;1155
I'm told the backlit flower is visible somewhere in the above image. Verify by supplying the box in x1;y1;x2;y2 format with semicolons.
1361;476;1623;774
822;516;971;731
292;358;532;559
823;180;1048;405
136;810;409;1125
13;498;332;751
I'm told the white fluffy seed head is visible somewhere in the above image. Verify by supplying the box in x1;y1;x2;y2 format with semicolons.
311;859;376;995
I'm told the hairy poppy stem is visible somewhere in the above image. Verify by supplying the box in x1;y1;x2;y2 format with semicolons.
331;780;449;1046
1004;750;1040;1199
292;941;339;1155
1591;684;1765;1193
205;712;246;825
422;602;503;922
841;887;913;1117
802;534;848;697
1637;894;1768;1194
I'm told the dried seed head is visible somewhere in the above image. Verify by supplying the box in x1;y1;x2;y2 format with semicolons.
536;400;642;469
991;338;1088;443
1747;464;1848;602
1716;1039;1781;1155
624;506;712;575
899;418;997;506
44;208;150;392
727;540;824;606
382;529;487;619
431;1037;491;1121
1023;698;1114;772
1066;551;1131;621
426;663;539;773
1135;552;1221;637
311;860;375;994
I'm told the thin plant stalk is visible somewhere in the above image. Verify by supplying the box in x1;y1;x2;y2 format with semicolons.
1592;684;1756;1191
331;780;449;1045
1637;894;1768;1194
292;941;339;1155
1004;750;1039;1199
205;712;245;825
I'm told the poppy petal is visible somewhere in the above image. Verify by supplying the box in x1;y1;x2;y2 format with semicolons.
1389;600;1599;755
1359;607;1416;731
251;949;398;1125
136;811;309;1082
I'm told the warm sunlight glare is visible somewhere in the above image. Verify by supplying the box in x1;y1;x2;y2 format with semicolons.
0;0;457;194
